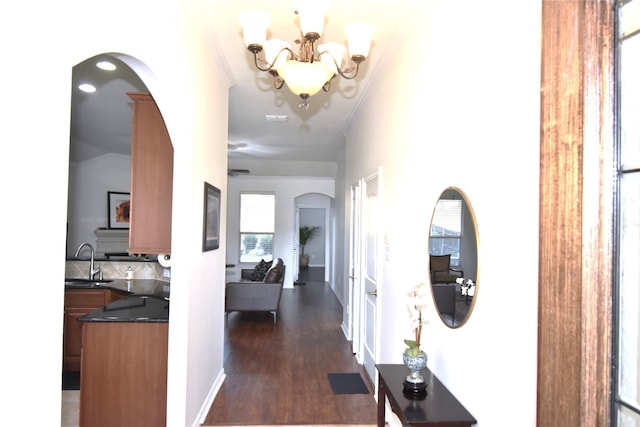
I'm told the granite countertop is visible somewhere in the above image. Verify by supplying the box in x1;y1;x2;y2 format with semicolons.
80;294;169;323
67;279;170;323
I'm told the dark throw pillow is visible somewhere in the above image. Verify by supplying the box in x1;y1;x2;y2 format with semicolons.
250;259;272;281
264;263;283;283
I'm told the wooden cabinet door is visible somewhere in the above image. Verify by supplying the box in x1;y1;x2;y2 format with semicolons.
63;289;106;371
80;322;168;427
63;289;128;371
63;309;87;371
127;92;173;254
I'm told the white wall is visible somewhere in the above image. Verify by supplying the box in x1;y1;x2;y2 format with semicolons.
341;1;541;426
226;176;335;288
67;153;131;257
1;2;229;426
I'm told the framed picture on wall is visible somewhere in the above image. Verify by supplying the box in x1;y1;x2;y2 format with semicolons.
108;191;130;229
203;182;221;251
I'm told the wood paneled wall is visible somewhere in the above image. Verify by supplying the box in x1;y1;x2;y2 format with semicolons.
538;1;615;426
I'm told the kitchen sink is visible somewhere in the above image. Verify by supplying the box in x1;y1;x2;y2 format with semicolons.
65;278;112;288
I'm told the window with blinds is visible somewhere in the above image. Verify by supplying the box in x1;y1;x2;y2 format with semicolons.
240;193;275;263
429;199;463;266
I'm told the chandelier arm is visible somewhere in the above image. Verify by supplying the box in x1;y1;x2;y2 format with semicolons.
322;78;332;92
273;74;285;90
317;51;361;80
251;47;295;72
252;52;272;72
270;47;295;69
335;61;360;80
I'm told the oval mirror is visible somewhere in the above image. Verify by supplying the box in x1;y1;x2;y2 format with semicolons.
428;187;478;328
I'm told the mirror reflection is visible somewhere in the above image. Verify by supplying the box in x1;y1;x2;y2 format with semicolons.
429;187;478;328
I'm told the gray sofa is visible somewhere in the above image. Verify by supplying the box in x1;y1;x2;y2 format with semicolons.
225;258;285;324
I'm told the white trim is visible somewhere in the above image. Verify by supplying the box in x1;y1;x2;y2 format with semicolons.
194;370;226;427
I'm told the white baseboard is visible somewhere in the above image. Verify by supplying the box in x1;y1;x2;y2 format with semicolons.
194;369;226;427
341;321;350;340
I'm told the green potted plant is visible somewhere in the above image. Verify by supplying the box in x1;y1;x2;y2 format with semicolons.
299;225;320;269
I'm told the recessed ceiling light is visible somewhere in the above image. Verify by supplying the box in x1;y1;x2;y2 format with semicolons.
78;83;96;93
265;114;288;122
96;61;116;71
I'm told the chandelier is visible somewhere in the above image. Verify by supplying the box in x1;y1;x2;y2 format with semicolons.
239;1;374;109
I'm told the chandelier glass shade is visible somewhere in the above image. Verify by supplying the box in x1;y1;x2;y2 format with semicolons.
239;2;374;108
278;60;335;97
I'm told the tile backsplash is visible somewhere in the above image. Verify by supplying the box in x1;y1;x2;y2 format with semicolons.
66;260;169;281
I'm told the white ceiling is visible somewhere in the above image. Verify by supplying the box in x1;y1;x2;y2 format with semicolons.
69;0;406;174
69;56;147;163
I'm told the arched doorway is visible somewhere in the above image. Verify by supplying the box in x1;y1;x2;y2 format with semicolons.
63;53;172;424
294;193;332;285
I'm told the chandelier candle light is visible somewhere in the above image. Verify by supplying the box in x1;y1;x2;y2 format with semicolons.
239;1;374;109
403;282;430;395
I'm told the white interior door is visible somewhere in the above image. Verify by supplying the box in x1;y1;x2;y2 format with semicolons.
361;171;381;384
348;184;361;346
293;208;300;282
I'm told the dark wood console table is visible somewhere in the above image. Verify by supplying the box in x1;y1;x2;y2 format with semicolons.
377;364;476;427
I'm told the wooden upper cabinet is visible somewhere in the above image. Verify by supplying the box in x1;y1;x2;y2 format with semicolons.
127;93;173;254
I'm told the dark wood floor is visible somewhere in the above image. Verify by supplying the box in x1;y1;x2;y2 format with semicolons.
202;268;378;426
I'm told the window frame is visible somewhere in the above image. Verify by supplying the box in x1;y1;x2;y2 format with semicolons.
239;192;275;263
613;1;640;424
429;198;464;267
612;172;640;424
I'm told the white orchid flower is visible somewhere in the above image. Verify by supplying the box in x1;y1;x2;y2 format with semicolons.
411;291;429;305
458;279;475;296
405;282;430;350
407;305;420;319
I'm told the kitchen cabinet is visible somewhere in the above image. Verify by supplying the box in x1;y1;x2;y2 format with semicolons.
62;288;128;371
80;321;168;427
127;92;173;255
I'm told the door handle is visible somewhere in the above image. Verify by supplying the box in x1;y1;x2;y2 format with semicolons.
368;290;377;296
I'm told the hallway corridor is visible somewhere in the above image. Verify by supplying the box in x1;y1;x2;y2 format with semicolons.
203;268;377;425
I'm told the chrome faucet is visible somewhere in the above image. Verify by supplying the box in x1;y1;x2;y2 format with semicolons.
74;243;101;280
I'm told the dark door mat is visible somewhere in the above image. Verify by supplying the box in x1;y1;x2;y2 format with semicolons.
327;373;369;394
62;371;80;390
